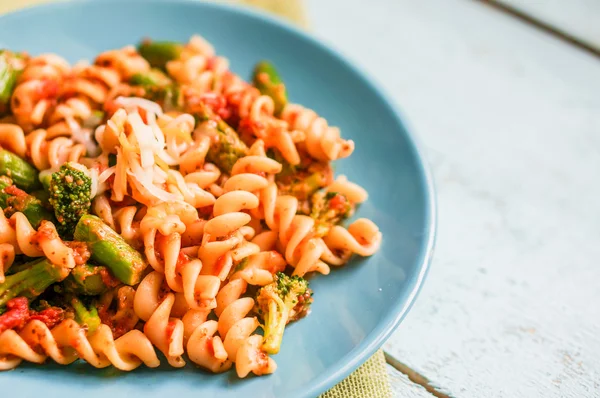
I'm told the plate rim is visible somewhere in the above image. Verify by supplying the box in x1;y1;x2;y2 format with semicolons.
0;1;438;396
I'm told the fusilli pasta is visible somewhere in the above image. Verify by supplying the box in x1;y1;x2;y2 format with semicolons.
0;35;381;378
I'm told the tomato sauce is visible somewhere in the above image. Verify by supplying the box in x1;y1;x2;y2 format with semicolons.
0;297;65;333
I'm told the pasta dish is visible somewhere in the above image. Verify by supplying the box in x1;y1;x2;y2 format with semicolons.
0;36;381;377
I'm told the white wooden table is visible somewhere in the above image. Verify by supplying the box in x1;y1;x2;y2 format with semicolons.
307;0;600;396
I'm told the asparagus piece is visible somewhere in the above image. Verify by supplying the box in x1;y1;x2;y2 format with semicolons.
62;263;111;296
0;176;55;228
129;68;172;87
252;61;288;116
74;215;147;286
71;297;101;333
137;40;184;70
0;258;70;308
129;69;183;111
194;103;249;174
0;149;41;192
0;51;22;114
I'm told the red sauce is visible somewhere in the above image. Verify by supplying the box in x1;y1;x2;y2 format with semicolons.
206;336;215;356
165;320;176;340
64;241;91;265
99;268;121;289
29;307;64;330
205;56;217;70
329;194;348;211
97;304;129;339
38;79;59;99
200;92;231;120
0;297;29;333
238;117;266;138
35;220;59;242
0;297;65;333
176;250;190;272
4;185;27;197
214;255;228;277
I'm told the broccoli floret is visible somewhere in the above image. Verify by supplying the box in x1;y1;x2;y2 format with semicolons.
255;272;313;355
268;149;332;201
48;163;92;238
309;191;354;238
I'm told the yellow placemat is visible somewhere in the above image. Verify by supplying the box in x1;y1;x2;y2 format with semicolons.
0;0;392;396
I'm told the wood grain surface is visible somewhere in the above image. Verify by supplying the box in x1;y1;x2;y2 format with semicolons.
306;0;600;396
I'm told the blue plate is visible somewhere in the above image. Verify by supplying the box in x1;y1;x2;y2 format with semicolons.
0;1;436;397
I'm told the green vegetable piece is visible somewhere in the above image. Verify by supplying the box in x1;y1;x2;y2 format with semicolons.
138;40;184;69
194;103;249;174
62;263;110;296
130;69;183;111
0;51;22;114
49;163;92;238
0;176;55;228
130;68;172;87
309;191;354;237
71;297;101;333
255;272;313;355
74;215;147;286
268;150;332;201
253;61;288;116
0;258;70;308
0;149;41;191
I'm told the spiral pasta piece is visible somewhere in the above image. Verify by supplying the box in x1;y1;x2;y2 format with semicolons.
133;271;185;367
0;319;160;371
95;45;150;80
26;128;86;171
281;103;355;161
0;212;76;269
11;54;70;132
0;243;15;284
0;124;27;157
46;63;122;136
191;278;274;378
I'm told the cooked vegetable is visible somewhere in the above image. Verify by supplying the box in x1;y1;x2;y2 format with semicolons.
62;263;111;296
130;68;172;88
309;191;353;237
0;176;55;228
74;215;147;285
0;149;41;192
252;61;287;116
71;297;101;333
0;259;70;308
0;51;24;114
194;103;249;173
254;272;313;354
130;69;183;111
138;40;184;70
48;163;92;237
268;150;332;201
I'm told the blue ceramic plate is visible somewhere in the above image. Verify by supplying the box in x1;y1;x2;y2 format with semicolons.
0;1;435;397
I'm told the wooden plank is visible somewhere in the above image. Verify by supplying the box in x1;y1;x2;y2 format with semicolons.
307;0;600;396
492;0;600;52
387;364;432;398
